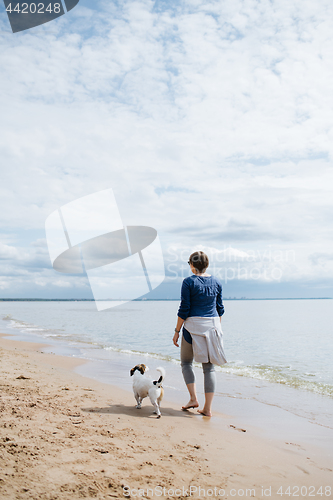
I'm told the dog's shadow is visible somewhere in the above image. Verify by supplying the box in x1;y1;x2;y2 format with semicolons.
81;404;195;419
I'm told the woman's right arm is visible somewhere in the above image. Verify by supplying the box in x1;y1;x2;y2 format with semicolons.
216;282;224;320
177;279;191;320
174;279;191;347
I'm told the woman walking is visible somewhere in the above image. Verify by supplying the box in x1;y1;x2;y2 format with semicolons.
173;251;226;417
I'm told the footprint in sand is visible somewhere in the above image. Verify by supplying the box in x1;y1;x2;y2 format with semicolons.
229;424;246;432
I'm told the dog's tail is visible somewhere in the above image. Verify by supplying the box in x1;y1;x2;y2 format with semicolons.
153;367;165;387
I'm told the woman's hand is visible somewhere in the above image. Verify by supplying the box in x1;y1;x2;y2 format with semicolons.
173;317;184;347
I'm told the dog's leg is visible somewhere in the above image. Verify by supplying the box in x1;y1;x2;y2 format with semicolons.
150;398;161;418
135;394;142;409
156;388;163;413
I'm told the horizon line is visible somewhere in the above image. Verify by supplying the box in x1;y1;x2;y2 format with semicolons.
0;297;332;301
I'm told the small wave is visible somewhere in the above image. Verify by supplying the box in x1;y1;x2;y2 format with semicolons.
104;346;181;364
3;316;63;339
217;363;333;397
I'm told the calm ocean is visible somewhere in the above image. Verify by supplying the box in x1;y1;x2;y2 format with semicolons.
1;299;333;436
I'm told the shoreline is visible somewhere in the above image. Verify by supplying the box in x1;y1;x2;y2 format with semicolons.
3;326;333;445
1;333;333;499
2;301;333;404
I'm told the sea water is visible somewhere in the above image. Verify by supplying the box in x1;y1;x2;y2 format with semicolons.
1;299;333;440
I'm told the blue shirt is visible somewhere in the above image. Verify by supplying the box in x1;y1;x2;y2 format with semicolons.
178;275;224;319
178;275;224;344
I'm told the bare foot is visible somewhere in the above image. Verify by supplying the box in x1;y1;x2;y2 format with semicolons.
198;409;212;417
182;400;199;411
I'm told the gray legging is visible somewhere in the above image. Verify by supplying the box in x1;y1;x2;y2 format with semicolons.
181;334;216;393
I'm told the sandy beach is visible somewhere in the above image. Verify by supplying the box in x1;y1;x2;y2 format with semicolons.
0;333;332;500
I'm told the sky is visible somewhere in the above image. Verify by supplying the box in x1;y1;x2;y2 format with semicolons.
1;0;333;300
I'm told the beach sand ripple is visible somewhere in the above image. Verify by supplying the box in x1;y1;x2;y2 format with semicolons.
0;336;332;500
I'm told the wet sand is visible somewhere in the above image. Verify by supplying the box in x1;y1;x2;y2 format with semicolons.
0;333;332;500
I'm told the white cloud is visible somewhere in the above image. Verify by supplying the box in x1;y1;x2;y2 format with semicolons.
0;243;19;259
1;0;333;296
53;279;72;288
0;280;9;290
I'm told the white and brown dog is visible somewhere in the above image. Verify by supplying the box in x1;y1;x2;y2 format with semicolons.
130;364;165;418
